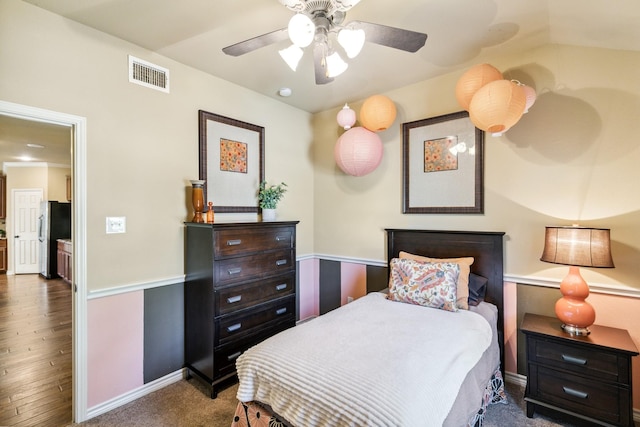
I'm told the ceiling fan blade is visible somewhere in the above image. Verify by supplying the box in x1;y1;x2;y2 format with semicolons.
313;42;334;85
222;28;289;56
350;21;427;53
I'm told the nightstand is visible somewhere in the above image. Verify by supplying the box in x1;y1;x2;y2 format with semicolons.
521;313;638;426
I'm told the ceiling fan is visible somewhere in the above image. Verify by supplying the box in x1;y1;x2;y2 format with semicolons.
222;0;428;85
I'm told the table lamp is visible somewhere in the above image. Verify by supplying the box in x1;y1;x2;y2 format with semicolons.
540;226;614;335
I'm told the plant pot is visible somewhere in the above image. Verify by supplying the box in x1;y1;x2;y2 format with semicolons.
261;208;276;221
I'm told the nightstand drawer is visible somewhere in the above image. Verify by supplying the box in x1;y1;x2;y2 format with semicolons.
214;226;294;258
529;365;631;425
216;274;295;315
530;337;622;382
214;249;294;285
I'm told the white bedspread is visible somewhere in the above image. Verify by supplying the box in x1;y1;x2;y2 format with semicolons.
236;292;493;427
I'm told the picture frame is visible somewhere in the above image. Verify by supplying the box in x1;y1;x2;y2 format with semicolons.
198;110;265;213
402;111;484;214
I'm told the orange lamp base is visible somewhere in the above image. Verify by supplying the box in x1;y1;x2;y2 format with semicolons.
554;266;595;336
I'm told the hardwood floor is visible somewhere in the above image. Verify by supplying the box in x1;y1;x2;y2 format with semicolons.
0;274;72;427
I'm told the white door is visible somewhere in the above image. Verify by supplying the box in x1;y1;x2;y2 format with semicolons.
13;189;43;274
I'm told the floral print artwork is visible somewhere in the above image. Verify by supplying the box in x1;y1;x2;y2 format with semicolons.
424;136;458;172
220;138;248;173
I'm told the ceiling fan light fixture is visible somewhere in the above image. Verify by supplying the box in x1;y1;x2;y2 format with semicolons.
337;27;365;58
279;44;304;71
326;51;348;77
288;13;315;47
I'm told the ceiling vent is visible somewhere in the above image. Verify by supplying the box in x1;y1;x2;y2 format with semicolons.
128;55;170;93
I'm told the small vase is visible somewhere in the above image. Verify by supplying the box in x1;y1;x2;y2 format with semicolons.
190;180;205;223
261;208;276;221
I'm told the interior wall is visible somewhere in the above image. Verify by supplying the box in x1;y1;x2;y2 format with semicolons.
0;0;315;291
312;44;640;292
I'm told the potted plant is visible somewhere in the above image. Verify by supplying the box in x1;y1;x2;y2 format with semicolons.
258;181;287;221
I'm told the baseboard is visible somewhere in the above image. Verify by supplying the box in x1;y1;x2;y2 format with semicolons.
86;368;186;420
503;371;640;423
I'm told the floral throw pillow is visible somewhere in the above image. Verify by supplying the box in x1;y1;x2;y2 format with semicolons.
388;258;460;312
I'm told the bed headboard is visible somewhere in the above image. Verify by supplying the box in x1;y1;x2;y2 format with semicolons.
385;229;506;375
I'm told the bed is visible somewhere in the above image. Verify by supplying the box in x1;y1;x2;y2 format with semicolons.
231;229;506;427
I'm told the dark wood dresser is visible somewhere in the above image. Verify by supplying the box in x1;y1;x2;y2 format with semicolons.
184;221;299;398
522;313;638;426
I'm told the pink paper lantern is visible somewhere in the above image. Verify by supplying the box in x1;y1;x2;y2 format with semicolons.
337;103;356;130
522;85;537;113
334;127;383;176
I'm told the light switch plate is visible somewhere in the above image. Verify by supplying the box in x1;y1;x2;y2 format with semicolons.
106;216;126;234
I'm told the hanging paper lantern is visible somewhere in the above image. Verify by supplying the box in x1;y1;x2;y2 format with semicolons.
359;95;396;132
336;103;356;130
334;127;383;176
521;85;537;113
468;79;526;134
455;63;503;111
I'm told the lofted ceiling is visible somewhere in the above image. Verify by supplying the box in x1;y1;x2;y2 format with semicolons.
2;0;639;165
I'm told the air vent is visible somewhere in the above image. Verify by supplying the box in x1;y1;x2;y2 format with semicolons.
128;55;170;93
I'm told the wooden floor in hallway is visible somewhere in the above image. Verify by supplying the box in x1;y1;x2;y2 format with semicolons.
0;274;72;427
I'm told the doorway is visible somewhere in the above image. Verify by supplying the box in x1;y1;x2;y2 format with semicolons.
12;188;43;274
0;100;88;422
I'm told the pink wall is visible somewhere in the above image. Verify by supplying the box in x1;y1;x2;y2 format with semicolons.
340;262;367;305
298;258;319;320
87;291;144;408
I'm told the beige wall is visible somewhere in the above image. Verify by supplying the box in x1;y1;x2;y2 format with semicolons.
0;0;314;290
313;44;640;292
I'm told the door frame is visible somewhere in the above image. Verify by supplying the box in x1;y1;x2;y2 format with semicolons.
0;100;88;422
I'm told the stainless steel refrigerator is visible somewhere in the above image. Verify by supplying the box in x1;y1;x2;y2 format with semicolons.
38;201;71;279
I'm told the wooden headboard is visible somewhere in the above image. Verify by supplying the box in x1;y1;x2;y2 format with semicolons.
385;229;506;375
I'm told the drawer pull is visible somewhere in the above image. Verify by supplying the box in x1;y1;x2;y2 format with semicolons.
562;386;588;399
561;354;587;365
276;259;288;266
226;239;242;246
275;283;287;291
226;323;242;333
276;308;287;315
275;235;287;241
227;295;242;304
227;267;242;275
227;351;242;361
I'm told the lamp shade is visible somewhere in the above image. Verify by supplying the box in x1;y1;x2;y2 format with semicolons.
455;63;503;111
334;127;383;176
468;79;526;134
541;226;614;335
541;226;614;268
337;103;356;130
287;13;315;47
360;95;396;132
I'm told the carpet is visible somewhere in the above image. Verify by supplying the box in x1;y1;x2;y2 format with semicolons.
69;378;608;426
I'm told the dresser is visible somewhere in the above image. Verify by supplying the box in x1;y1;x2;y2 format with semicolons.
521;313;638;426
184;221;299;398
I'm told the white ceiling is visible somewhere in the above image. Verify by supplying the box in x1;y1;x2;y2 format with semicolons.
3;0;639;165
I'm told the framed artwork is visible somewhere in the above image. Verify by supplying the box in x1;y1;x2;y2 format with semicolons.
198;110;264;213
402;111;484;214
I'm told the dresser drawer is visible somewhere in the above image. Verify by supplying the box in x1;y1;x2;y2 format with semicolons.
216;274;295;315
214;249;294;285
216;296;295;346
529;336;623;382
214;226;294;258
213;314;295;377
529;364;631;425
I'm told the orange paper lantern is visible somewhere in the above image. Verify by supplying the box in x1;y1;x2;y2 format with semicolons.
334;127;383;176
468;80;526;134
455;64;503;111
359;95;396;132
